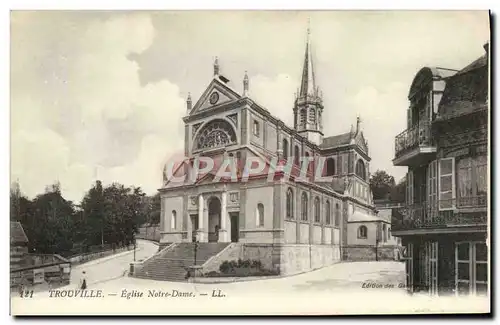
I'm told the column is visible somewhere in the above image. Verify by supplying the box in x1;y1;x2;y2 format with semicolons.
219;191;228;242
197;194;205;242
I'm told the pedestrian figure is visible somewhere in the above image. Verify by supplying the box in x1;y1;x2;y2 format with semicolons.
79;271;87;290
215;225;220;242
185;270;191;282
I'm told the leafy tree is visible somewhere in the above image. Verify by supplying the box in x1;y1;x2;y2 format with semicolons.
390;176;407;203
28;182;76;254
369;170;396;200
149;193;161;225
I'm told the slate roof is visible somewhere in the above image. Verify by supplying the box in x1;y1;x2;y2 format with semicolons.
349;211;380;222
320;132;352;149
436;53;488;121
10;221;28;244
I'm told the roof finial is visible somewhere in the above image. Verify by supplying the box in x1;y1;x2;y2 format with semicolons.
214;56;219;76
307;17;311;39
243;70;249;97
356;114;361;134
186;92;192;112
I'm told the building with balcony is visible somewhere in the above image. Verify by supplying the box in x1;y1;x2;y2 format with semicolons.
391;43;489;296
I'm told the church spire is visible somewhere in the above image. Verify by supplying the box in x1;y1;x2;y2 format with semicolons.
293;20;324;146
299;20;320;100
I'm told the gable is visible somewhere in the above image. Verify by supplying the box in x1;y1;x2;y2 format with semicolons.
190;78;241;115
355;132;369;154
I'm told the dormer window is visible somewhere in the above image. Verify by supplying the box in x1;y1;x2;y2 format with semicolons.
253;120;260;137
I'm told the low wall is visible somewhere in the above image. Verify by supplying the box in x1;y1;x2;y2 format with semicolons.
69;245;133;265
137;226;161;242
199;244;341;277
279;245;341;275
11;261;71;290
343;245;398;261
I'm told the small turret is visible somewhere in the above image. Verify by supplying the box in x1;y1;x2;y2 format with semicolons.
243;71;249;97
186;92;192;112
214;56;219;76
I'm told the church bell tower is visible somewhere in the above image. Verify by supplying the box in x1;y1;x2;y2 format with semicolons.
293;23;324;145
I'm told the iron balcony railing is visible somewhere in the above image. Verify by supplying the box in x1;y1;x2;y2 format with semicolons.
394;121;433;158
392;196;487;230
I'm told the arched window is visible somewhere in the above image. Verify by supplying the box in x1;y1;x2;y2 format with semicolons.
171;210;177;230
335;203;341;227
314;197;321;223
326;158;335;176
325;200;331;224
282;138;289;160
195;119;237;150
256;203;264;227
294;145;300;166
355;159;366;180
286;188;294;219
301;192;308;221
300;109;307;126
358;225;367;239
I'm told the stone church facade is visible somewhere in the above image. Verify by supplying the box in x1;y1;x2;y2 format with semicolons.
158;30;391;274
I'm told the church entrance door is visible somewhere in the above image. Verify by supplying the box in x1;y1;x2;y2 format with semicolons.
230;213;239;242
207;197;221;243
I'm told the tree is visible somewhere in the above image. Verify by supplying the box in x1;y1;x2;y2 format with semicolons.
149;193;161;225
369;170;396;200
80;180;105;247
29;182;76;254
390;176;407;203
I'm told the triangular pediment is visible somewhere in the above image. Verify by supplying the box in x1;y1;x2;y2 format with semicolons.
355;132;369;154
190;77;241;115
163;160;189;188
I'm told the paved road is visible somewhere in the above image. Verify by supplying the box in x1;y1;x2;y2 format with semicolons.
12;253;489;315
69;239;159;288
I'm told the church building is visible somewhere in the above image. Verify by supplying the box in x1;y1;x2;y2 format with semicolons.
156;28;393;276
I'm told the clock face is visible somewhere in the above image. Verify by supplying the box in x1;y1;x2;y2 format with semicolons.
209;92;219;105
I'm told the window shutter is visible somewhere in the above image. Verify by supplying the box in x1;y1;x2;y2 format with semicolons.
406;171;414;206
438;158;455;210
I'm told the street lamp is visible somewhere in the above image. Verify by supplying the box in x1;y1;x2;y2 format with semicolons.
133;235;137;262
192;233;200;282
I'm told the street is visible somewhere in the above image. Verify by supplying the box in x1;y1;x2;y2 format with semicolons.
11;241;489;315
70;239;159;287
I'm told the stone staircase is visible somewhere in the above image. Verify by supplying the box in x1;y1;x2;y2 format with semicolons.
134;243;230;282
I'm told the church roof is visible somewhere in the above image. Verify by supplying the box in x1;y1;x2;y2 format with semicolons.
349;211;380;223
10;221;28;244
320;132;352;148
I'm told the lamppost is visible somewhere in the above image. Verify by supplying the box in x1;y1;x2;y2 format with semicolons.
193;234;200;281
133;235;137;262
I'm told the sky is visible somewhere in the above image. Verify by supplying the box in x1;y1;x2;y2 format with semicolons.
10;10;490;202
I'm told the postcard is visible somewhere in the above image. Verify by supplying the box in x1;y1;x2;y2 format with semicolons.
10;10;491;315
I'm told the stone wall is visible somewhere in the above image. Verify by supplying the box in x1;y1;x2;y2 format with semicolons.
199;243;341;277
343;245;398;261
279;244;340;275
137;226;161;242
